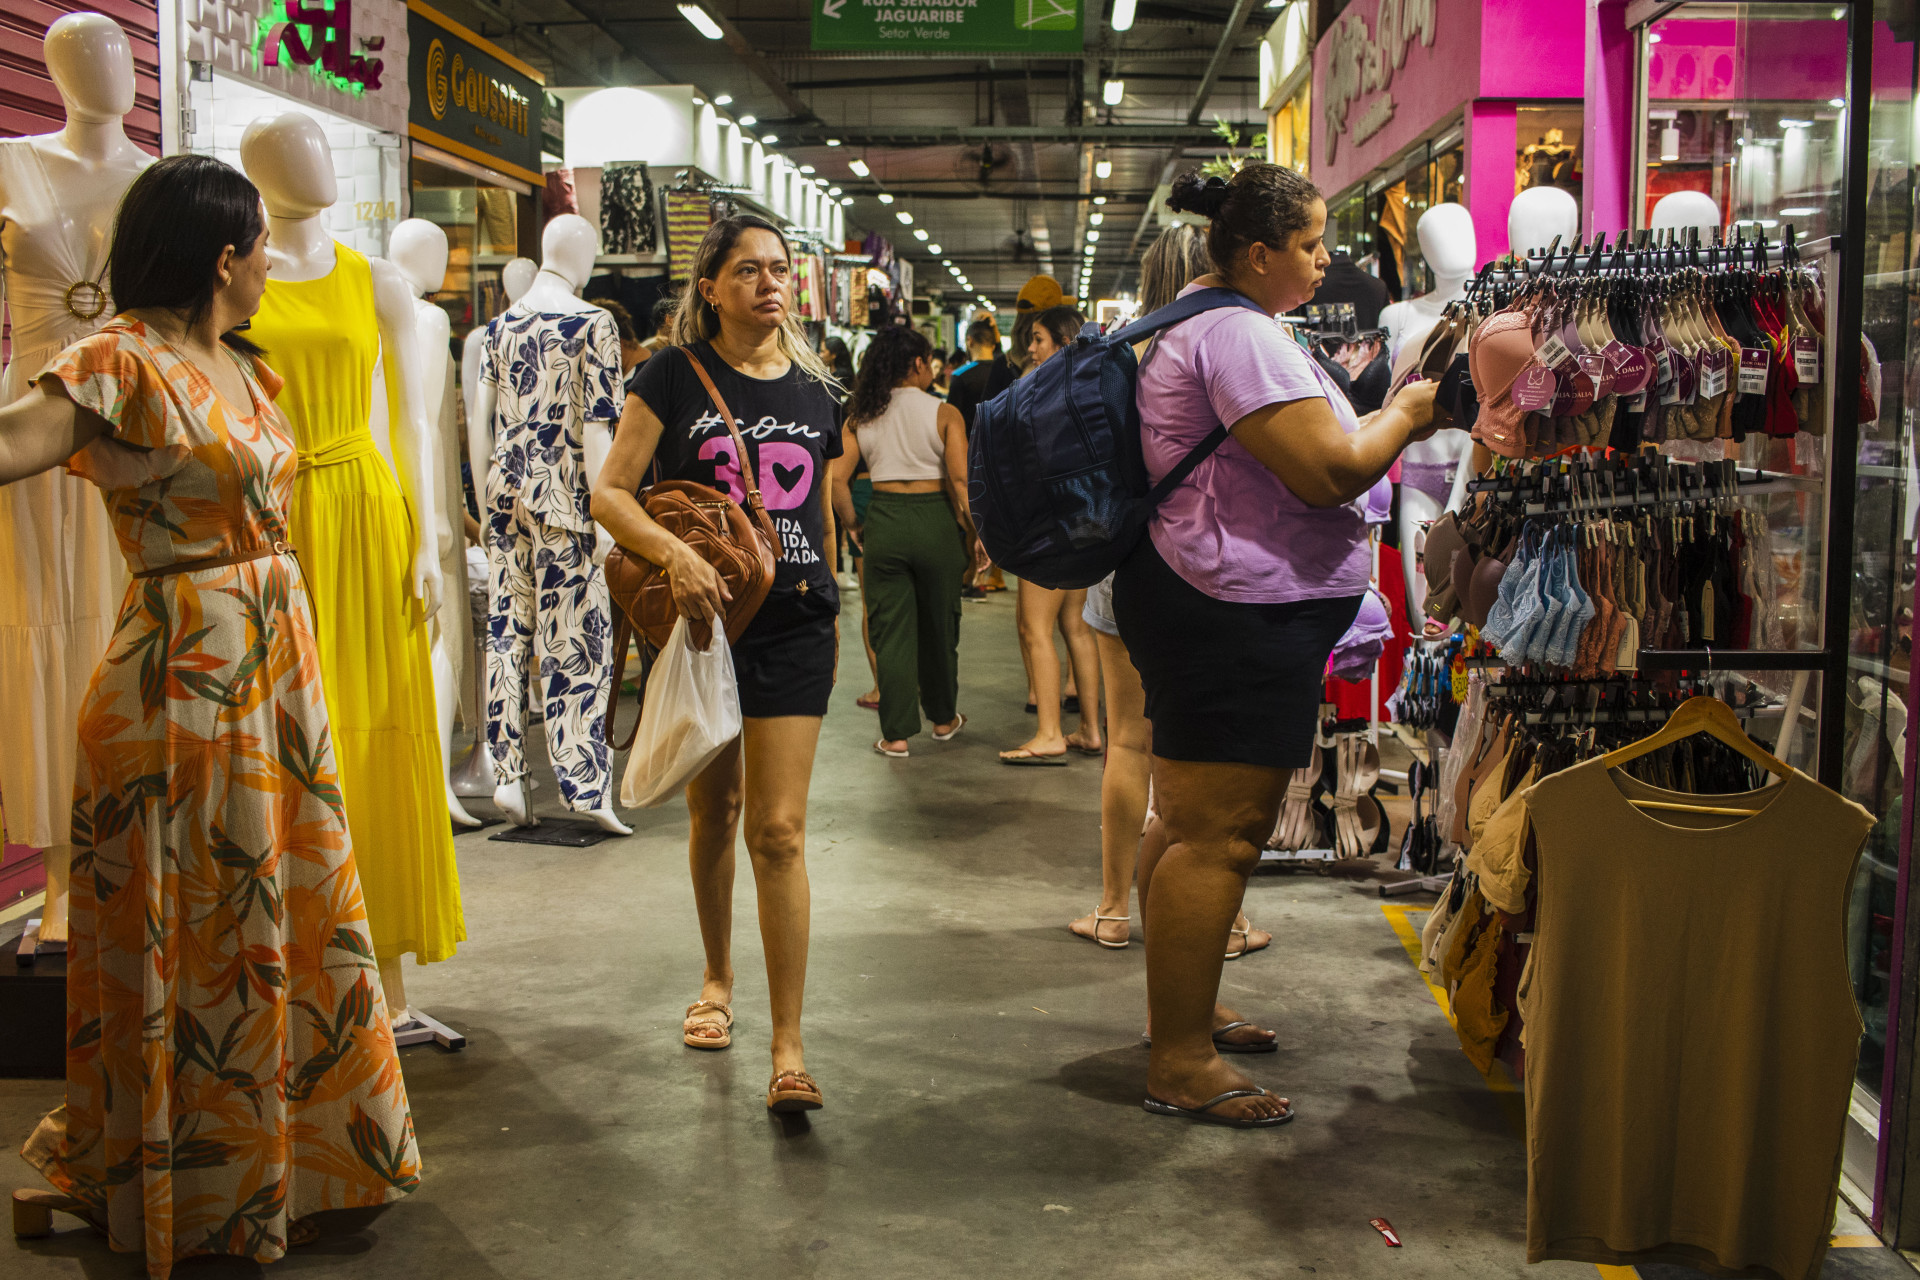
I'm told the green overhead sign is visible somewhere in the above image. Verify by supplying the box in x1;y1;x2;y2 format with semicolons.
811;0;1083;52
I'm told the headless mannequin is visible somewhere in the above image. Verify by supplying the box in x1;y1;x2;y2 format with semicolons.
242;114;444;1018
468;215;627;834
389;219;479;828
1650;190;1724;240
1382;203;1476;630
452;256;534;796
0;14;150;950
1508;185;1579;260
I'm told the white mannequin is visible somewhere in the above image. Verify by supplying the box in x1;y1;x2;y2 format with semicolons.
242;114;443;1018
389;218;481;829
0;14;149;951
1508;186;1580;261
469;215;628;835
453;256;535;799
242;114;443;619
1378;203;1475;364
1650;190;1724;240
1380;203;1476;630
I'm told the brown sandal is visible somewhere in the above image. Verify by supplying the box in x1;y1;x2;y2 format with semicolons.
683;999;733;1050
13;1189;103;1238
767;1069;824;1112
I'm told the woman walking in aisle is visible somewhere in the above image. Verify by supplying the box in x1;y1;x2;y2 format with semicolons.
2;155;418;1274
1071;223;1269;971
596;215;845;1114
1001;304;1104;766
830;325;975;757
1115;167;1436;1128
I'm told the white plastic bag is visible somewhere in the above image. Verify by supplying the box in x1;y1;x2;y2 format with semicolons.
620;614;741;808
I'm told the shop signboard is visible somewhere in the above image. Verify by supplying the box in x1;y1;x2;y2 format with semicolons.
184;0;409;135
407;0;543;186
811;0;1082;53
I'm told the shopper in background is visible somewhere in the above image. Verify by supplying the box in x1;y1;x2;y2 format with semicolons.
928;349;952;399
598;299;644;377
638;295;676;363
946;318;1014;432
1001;303;1104;766
1115;166;1437;1128
821;335;856;388
832;325;975;757
598;214;846;1115
1070;223;1269;967
0;154;419;1271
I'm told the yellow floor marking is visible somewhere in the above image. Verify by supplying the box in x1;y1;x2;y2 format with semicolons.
1381;904;1894;1271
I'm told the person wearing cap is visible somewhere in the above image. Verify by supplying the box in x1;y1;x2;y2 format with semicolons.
1113;166;1438;1130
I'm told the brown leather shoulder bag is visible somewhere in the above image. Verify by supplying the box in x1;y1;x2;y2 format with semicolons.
602;346;777;746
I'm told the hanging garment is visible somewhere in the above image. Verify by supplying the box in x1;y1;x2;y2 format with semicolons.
599;161;656;256
25;320;419;1279
0;139;131;848
1519;758;1873;1280
251;243;465;965
477;306;623;807
476;187;517;253
543;167;578;220
665;188;713;280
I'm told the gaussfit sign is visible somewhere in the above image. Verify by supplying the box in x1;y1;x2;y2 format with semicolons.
812;0;1083;53
407;0;544;185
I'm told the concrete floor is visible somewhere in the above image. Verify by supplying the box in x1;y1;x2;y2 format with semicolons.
4;587;1912;1279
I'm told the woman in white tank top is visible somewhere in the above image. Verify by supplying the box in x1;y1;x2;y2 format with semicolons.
829;327;978;755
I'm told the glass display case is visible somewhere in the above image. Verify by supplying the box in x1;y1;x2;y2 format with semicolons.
1638;1;1915;1213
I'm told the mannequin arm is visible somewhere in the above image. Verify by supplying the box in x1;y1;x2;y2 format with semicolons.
419;305;455;558
584;419;614;564
370;258;443;619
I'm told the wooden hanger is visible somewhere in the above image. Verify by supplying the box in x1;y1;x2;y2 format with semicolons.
1600;695;1789;816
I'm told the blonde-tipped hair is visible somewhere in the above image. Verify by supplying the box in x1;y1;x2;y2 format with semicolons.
670;214;840;390
1139;222;1214;313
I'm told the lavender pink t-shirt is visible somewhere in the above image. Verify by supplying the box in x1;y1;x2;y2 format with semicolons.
1138;283;1373;605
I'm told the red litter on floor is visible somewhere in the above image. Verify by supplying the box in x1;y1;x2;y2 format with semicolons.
1370;1218;1402;1247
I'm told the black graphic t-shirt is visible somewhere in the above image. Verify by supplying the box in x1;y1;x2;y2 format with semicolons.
630;341;844;629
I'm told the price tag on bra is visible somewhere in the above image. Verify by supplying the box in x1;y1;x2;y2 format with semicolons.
1698;348;1729;399
1792;336;1821;383
1576;351;1612;398
1534;334;1574;371
1653;343;1674;385
1603;341;1651;395
1737;347;1770;395
1510;365;1557;412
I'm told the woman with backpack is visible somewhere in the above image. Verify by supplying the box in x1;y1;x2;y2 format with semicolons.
1115;166;1438;1129
829;325;974;757
595;215;846;1115
1000;304;1104;766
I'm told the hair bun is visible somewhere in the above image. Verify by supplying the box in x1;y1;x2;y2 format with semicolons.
1166;171;1230;219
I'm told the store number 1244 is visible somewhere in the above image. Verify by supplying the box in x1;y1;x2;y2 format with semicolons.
355;200;398;223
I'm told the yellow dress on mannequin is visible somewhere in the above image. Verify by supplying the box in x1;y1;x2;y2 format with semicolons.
251;242;465;964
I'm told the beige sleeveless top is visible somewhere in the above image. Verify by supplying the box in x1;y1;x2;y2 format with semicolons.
1516;758;1872;1280
856;385;946;482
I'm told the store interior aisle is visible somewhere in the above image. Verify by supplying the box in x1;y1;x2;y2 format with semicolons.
0;593;1881;1279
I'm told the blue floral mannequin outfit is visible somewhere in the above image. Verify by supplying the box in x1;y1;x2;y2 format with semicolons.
477;304;622;809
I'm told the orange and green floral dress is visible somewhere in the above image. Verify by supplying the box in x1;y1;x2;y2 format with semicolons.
20;318;421;1279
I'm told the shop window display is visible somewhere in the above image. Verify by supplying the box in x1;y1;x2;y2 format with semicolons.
1515;105;1582;202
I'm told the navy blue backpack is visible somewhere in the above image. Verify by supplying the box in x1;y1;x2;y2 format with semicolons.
967;287;1271;590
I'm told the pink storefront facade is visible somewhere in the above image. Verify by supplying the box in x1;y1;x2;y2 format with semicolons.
1310;0;1628;275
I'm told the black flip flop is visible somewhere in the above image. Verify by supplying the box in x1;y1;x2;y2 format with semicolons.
1140;1024;1279;1055
1142;1088;1294;1128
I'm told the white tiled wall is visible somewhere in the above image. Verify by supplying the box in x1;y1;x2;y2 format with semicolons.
184;74;404;260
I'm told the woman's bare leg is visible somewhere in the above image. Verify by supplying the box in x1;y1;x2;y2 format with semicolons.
1007;581;1068;758
1143;757;1289;1119
683;737;745;1037
1058;590;1102;751
740;715;823;1078
1071;632;1146;946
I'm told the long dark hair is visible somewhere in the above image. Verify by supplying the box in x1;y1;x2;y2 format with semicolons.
671;213;837;386
846;324;931;425
821;335;854;384
1167;164;1321;274
109;154;267;355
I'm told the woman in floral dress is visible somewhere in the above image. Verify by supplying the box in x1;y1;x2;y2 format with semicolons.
0;155;418;1277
